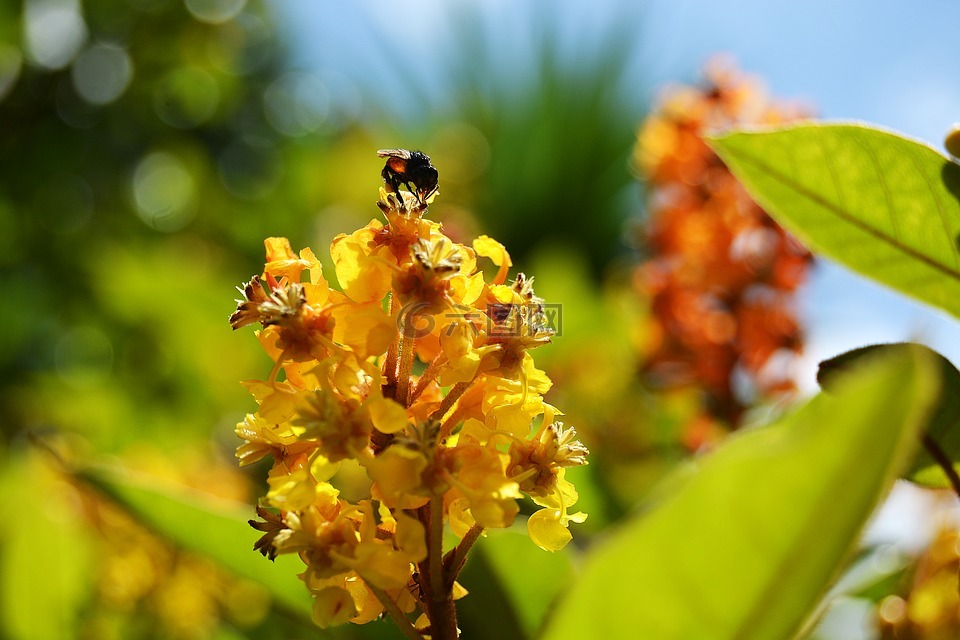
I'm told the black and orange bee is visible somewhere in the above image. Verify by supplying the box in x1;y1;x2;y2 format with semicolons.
377;149;439;205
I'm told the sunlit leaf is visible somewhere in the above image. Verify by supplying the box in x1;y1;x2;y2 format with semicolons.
708;123;960;318
76;466;401;639
0;456;93;640
541;345;939;640
77;465;316;620
480;528;574;637
818;342;960;488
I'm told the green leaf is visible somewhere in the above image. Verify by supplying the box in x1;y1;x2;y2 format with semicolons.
0;454;94;640
541;344;939;640
707;123;960;319
818;342;960;488
77;465;316;621
480;528;575;637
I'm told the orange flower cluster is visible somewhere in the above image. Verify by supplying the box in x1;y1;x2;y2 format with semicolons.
634;58;813;436
229;159;587;636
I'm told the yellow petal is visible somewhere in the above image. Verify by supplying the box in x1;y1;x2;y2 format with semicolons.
241;380;301;423
438;322;483;385
264;237;317;283
330;302;395;359
448;497;476;538
473;235;512;284
299;246;324;286
456;244;477;275
264;237;296;262
367;397;409;434
310;452;340;483
531;471;579;510
352;544;411;590
267;465;318;511
458;418;492;446
449;271;486;306
340;577;382;624
527;508;572;552
365;445;429;509
331;224;393;303
311;587;357;628
393;510;427;562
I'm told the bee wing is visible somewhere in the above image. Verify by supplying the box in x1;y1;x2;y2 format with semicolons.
377;149;412;159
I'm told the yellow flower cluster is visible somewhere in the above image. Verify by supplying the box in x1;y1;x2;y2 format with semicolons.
230;166;587;632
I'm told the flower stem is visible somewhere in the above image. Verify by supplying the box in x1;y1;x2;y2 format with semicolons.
443;524;483;588
439;405;468;442
424;497;458;639
367;584;423;640
921;431;960;502
383;294;401;400
410;353;445;403
396;329;417;407
429;380;473;423
428;497;445;604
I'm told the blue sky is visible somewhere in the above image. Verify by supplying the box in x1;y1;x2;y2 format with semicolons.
274;0;960;386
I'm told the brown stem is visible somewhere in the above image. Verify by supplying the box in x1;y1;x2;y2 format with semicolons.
428;497;446;603
396;329;417;407
443;524;484;589
423;497;458;639
367;584;423;640
429;381;473;424
383;294;401;401
439;405;468;442
410;353;445;403
921;431;960;501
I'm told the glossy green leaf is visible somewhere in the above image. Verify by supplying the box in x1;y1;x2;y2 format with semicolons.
541;345;939;640
77;465;316;621
818;342;960;488
708;123;960;318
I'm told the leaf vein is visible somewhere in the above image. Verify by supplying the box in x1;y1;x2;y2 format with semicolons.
855;133;902;244
722;141;960;282
903;146;960;272
813;133;846;214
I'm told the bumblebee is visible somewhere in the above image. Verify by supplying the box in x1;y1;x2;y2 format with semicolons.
377;149;439;205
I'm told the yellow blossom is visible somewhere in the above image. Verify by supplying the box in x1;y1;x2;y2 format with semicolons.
506;421;589;498
526;471;587;551
473;235;512;285
366;444;430;510
264;237;323;286
449;444;521;529
240;379;301;424
527;505;587;552
230;150;589;633
234;413;310;467
266;454;338;511
311;586;357;628
331;222;395;303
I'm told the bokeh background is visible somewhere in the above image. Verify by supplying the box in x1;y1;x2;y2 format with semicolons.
3;0;960;638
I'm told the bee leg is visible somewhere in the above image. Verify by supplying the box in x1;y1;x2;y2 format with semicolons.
399;182;413;210
385;177;405;210
404;181;422;205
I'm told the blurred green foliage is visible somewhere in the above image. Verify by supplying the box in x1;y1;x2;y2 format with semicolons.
2;0;296;446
